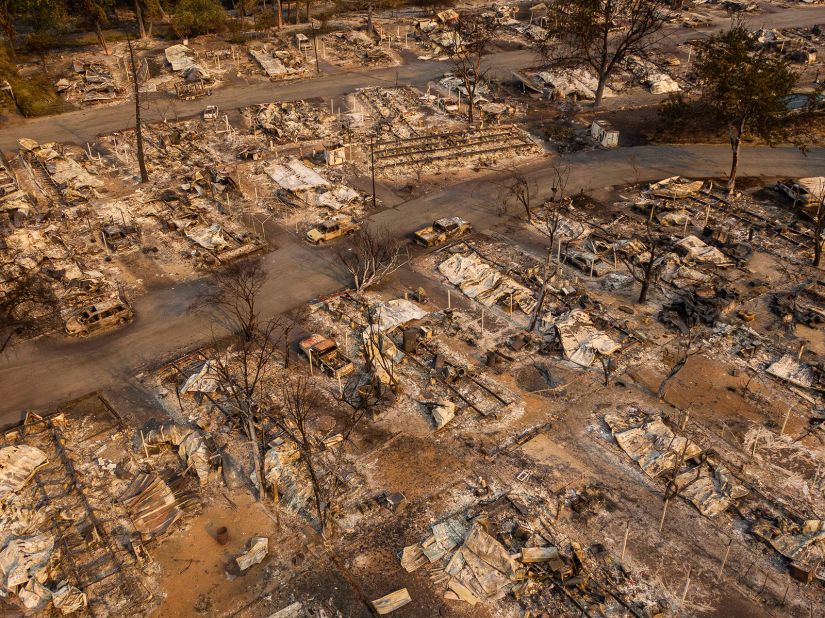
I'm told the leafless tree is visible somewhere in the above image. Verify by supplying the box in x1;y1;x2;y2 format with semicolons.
545;200;564;258
199;258;292;499
549;159;571;204
501;168;537;222
0;251;60;353
545;160;571;254
529;248;553;331
597;352;615;387
538;0;668;108
657;324;703;400
201;258;266;341
339;226;407;292
446;15;498;123
622;211;664;303
201;317;285;499
363;305;402;391
273;376;365;537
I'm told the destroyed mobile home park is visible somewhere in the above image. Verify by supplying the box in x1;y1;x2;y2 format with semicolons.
2;0;825;616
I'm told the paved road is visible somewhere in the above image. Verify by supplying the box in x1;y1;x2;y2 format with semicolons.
1;142;822;424
1;4;824;150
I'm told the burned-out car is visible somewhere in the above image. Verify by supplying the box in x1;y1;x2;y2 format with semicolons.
306;217;360;245
65;300;134;337
413;217;472;247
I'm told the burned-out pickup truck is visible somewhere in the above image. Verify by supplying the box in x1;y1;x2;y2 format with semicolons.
299;334;355;378
413;217;472;247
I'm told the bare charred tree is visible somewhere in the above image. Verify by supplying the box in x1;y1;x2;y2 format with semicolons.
446;15;498;123
538;0;668;108
597;352;615;386
363;305;401;391
529;248;553;331
501;168;537;222
274;376;365;537
200;258;291;499
657;324;703;400
202;258;266;341
339;226;407;292
622;211;663;303
0;253;60;353
549;160;571;205
545;160;571;254
545;200;564;257
203;316;285;500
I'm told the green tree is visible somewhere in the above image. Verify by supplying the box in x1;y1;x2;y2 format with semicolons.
0;0;24;59
694;24;797;192
173;0;226;37
538;0;668;108
71;0;112;54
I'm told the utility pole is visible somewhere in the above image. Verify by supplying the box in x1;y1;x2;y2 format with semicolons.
311;19;320;75
127;33;149;184
370;137;376;209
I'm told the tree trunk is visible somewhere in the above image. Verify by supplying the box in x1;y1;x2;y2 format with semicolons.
594;74;607;108
814;207;824;267
135;0;147;38
247;415;264;501
95;22;109;56
274;0;283;28
306;0;311;22
639;245;656;303
127;35;148;183
727;123;743;193
1;23;16;61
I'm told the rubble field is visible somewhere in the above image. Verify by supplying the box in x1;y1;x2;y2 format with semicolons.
4;172;825;617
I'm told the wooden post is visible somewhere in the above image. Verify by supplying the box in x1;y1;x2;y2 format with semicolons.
751;428;759;457
704;203;710;227
556;495;564;521
781;404;794;436
308;349;314;375
718;538;732;577
758;571;769;595
658;497;669;532
681;565;691;604
338;374;343;398
127;34;148;183
620;520;629;562
140;430;150;459
781;580;790;605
